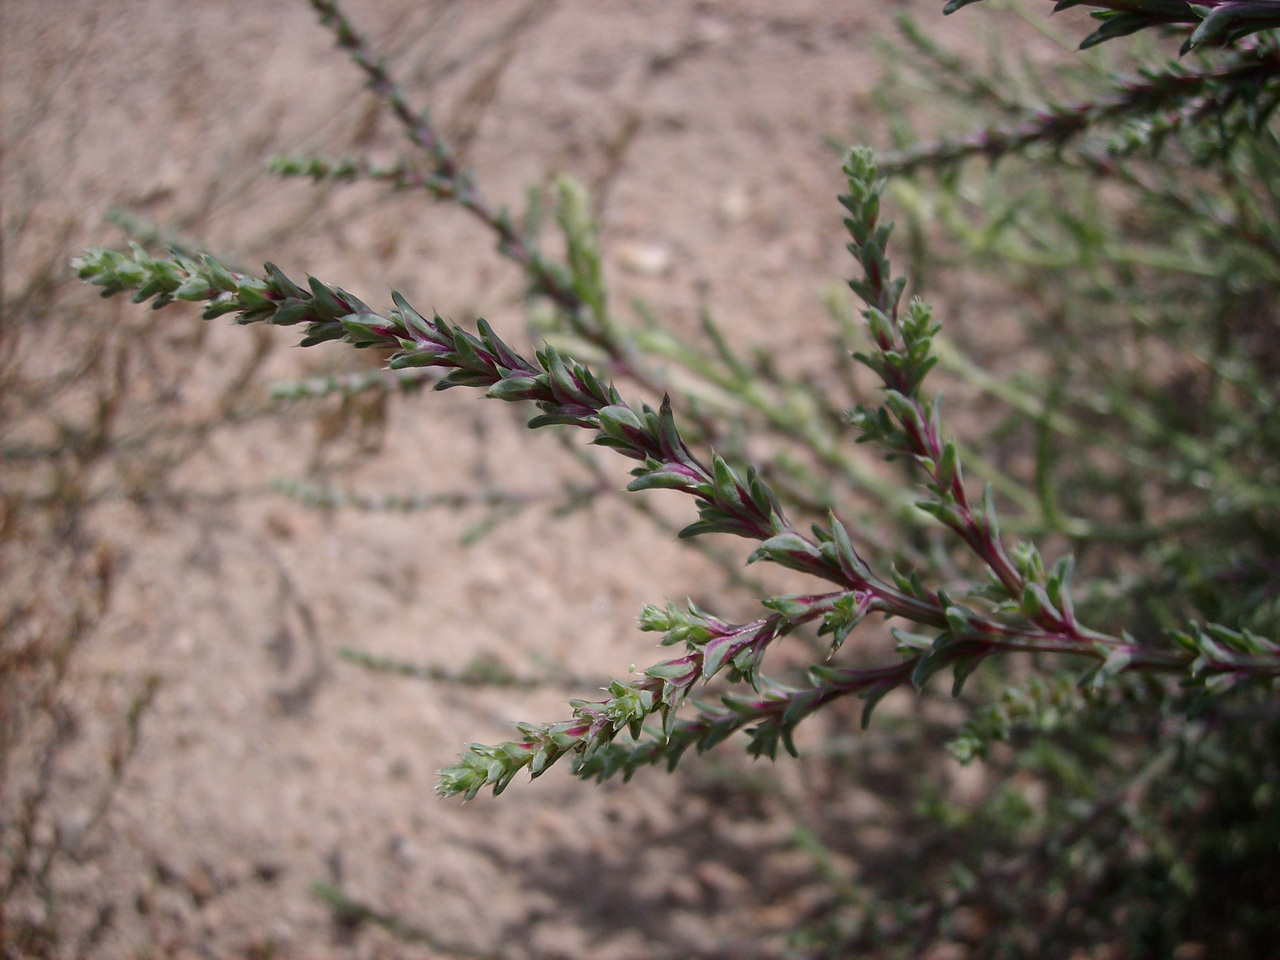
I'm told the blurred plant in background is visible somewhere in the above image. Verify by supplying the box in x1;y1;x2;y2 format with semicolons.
69;0;1280;957
0;244;252;954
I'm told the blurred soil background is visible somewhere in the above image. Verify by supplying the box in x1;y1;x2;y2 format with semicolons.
1;2;1073;957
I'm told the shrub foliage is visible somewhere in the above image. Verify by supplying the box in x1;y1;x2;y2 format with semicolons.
76;1;1280;956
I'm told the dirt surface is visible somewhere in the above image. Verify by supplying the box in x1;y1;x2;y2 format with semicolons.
1;2;1064;957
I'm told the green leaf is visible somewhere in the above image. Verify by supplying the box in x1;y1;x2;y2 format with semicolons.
762;594;818;619
1020;582;1053;620
951;653;987;697
627;467;698;493
656;394;689;465
936;441;958;488
307;275;349;320
450;328;489;372
1085;648;1132;691
392;290;434;339
486;376;544;401
830;515;873;583
268;301;314;326
860;682;896;729
644;659;696;681
598;404;647;443
748;531;824;569
701;635;737;679
711;455;746;511
911;634;960;689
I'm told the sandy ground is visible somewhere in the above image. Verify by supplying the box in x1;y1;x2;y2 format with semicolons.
0;2;1064;957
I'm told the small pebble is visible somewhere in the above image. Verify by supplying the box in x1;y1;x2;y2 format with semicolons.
616;241;672;277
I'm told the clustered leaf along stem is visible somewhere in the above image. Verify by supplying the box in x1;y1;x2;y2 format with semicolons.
74;146;1280;799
